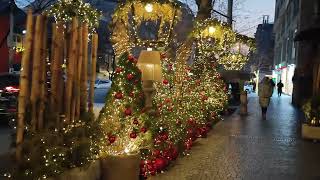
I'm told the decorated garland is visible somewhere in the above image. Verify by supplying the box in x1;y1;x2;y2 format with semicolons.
46;0;102;32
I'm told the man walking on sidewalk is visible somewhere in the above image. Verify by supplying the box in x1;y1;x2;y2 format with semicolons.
277;80;284;97
258;77;273;119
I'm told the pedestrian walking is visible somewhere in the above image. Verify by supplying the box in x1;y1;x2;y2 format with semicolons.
258;77;273;120
277;80;284;97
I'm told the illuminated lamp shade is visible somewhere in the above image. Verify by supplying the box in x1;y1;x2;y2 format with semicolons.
145;3;153;13
137;50;162;82
208;26;216;35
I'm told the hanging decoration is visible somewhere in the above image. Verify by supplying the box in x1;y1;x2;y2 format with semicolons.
46;0;102;32
110;0;182;56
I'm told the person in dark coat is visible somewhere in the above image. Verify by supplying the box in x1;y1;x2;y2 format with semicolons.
277;80;284;97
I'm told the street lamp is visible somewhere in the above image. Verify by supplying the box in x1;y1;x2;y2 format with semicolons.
137;50;162;109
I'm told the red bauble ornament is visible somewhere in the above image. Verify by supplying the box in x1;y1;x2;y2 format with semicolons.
163;79;169;85
160;53;166;59
154;158;166;171
129;92;134;97
114;92;123;99
171;147;179;160
115;67;123;73
140;127;147;133
128;55;135;61
124;108;132;116
127;73;134;80
133;118;139;125
130;132;137;139
165;98;171;103
108;135;116;144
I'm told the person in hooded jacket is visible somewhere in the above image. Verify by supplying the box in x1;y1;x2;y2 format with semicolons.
258;77;273;119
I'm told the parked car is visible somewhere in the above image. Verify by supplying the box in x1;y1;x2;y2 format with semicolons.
0;74;20;121
244;83;254;93
94;79;112;89
92;79;112;104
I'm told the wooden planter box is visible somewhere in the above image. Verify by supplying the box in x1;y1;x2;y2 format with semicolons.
48;160;101;180
101;154;140;180
302;124;320;140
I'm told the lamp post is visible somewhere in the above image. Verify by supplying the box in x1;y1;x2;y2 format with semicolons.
137;50;162;109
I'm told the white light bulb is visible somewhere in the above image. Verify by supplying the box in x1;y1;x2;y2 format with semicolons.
145;3;153;13
208;26;216;34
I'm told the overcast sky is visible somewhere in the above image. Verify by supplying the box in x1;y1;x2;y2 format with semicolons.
181;0;276;37
18;0;275;37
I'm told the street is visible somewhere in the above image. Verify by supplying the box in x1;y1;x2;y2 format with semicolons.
151;94;320;180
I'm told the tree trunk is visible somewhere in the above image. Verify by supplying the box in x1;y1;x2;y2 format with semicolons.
196;0;213;20
16;9;33;161
88;34;98;113
30;15;44;131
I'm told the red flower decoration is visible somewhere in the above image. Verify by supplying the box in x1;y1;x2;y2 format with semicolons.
124;108;132;116
154;158;166;171
140;127;147;133
130;132;137;139
115;67;123;73
133;118;139;125
128;55;135;62
160;53;166;59
127;73;134;80
152;149;161;157
163;79;169;85
114;92;123;99
108;135;116;144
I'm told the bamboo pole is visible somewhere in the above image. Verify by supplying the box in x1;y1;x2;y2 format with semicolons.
38;16;48;130
80;23;88;113
30;15;44;131
88;33;98;113
65;18;78;123
56;23;65;121
70;24;79;122
75;25;83;120
50;22;64;126
16;9;33;161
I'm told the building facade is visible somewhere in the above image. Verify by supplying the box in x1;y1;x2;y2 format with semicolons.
273;0;300;96
0;0;26;74
246;16;274;91
293;0;320;106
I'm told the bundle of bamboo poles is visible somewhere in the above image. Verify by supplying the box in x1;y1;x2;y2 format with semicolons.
16;11;99;161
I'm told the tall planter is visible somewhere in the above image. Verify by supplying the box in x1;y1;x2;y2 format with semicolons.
48;161;101;180
101;154;140;180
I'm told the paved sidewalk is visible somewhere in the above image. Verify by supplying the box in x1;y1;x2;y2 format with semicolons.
151;94;320;180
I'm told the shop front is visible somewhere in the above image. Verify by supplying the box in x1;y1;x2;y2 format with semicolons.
273;63;296;95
